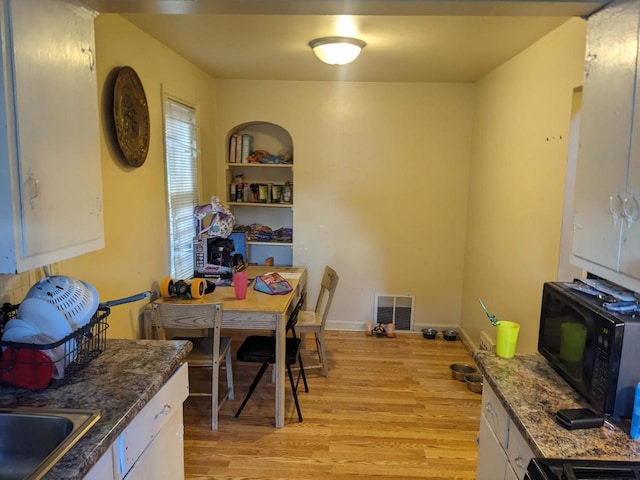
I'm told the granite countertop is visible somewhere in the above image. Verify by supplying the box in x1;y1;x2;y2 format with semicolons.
474;351;640;461
0;338;191;480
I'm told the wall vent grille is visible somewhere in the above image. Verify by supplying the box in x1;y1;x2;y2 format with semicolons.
374;294;415;331
479;330;496;352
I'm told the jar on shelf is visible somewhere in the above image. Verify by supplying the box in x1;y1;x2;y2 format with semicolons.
258;184;269;203
283;182;292;203
271;184;283;203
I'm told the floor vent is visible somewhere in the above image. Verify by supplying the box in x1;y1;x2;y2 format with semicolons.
374;294;415;331
479;330;496;352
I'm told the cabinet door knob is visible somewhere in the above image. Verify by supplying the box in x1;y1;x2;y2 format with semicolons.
585;52;597;78
154;403;172;419
623;194;639;228
484;401;496;417
609;194;624;225
514;454;528;470
25;169;39;209
81;47;95;72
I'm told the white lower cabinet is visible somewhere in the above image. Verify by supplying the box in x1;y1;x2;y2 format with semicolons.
477;414;508;480
83;445;115;480
83;364;189;480
506;417;534;479
476;383;534;480
505;463;521;480
123;408;184;480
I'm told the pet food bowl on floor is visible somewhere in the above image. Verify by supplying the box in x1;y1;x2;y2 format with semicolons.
422;328;438;339
465;373;484;394
450;363;476;381
443;329;459;341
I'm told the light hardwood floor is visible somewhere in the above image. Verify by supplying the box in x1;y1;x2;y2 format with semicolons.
183;330;482;479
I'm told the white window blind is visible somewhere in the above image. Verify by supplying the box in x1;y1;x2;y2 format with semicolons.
164;98;198;280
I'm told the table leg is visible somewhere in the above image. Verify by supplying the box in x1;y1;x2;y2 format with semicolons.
275;312;285;428
212;308;221;430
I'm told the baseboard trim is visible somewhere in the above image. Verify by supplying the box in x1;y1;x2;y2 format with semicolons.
326;321;476;353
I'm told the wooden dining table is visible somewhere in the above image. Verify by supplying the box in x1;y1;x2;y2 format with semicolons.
153;265;307;428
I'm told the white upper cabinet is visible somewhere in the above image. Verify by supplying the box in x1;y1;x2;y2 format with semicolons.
620;13;640;279
0;0;103;273
571;0;640;290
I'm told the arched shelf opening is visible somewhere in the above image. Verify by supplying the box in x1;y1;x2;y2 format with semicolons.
225;121;294;267
226;121;293;165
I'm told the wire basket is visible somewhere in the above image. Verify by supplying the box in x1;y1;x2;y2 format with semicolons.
0;302;109;391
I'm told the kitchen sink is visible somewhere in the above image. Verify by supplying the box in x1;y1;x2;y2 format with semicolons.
0;407;100;480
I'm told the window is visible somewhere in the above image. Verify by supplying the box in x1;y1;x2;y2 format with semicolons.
163;96;199;279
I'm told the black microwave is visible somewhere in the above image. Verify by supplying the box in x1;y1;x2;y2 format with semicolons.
538;281;640;419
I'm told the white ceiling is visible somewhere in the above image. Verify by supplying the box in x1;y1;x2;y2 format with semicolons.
84;1;605;82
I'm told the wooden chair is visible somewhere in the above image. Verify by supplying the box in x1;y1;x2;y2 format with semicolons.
296;266;339;378
234;297;307;422
151;301;233;430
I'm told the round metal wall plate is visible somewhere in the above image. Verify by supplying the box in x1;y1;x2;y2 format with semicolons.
113;66;150;168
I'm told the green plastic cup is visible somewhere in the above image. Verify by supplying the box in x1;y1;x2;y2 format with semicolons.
496;321;520;359
560;322;587;362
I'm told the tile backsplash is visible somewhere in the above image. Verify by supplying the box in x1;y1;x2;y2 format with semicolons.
0;272;35;305
0;264;58;305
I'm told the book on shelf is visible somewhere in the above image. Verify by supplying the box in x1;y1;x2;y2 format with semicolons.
234;133;242;164
229;134;238;163
241;134;253;163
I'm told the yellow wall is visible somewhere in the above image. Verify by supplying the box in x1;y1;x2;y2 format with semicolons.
58;15;217;338
1;15;588;342
460;18;587;353
211;81;475;330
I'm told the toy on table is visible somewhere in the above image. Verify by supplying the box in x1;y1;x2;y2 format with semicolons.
193;196;248;280
194;196;234;238
159;277;216;299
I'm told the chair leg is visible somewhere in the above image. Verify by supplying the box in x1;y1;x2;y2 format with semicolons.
225;347;235;401
316;333;329;378
234;362;269;418
297;353;309;393
286;363;303;422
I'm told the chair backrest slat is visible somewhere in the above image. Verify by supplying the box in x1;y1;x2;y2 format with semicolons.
153;302;222;330
315;266;339;330
286;296;306;334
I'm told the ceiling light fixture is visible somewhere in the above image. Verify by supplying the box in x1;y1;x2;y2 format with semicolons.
308;36;366;65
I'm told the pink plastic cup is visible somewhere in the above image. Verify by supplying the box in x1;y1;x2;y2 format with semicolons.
233;272;248;300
